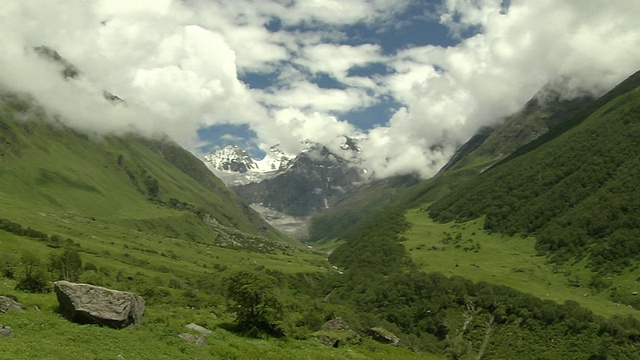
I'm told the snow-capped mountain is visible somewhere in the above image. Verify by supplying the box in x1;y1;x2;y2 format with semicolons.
204;145;258;173
204;144;298;186
203;137;367;238
254;144;296;173
232;143;366;217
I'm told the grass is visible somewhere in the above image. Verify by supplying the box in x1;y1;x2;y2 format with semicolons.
403;208;640;319
0;210;438;359
0;278;441;360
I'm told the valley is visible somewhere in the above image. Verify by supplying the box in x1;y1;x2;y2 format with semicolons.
2;5;640;358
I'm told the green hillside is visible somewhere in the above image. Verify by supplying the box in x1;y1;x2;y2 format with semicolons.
308;174;420;241
308;82;595;244
0;93;292;247
429;70;640;274
306;70;640;358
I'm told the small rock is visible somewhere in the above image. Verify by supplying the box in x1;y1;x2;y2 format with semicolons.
0;324;14;337
0;296;23;313
632;291;638;296
178;333;207;346
365;327;400;347
322;317;349;331
316;334;340;348
185;323;212;336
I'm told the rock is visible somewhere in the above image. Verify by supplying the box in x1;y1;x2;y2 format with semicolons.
185;323;212;336
54;281;145;329
178;333;207;346
365;327;401;347
0;324;13;337
316;334;340;348
0;296;23;313
0;297;23;313
322;317;349;331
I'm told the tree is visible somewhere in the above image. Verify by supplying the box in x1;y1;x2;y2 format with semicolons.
0;252;17;279
15;251;49;293
50;249;82;281
224;270;284;336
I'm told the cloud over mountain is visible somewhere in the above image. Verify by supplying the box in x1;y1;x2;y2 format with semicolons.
1;0;639;179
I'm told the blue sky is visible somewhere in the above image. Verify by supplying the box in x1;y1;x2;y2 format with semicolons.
202;1;466;157
206;1;464;156
4;0;640;178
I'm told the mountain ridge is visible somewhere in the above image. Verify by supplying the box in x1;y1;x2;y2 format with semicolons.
0;91;296;249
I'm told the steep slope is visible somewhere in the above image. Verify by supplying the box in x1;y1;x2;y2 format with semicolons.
429;69;640;272
0;92;293;247
308;83;598;242
308;174;420;241
442;85;594;172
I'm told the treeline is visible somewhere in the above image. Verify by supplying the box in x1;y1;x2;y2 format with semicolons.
330;270;640;358
325;210;640;358
0;218;49;241
429;76;640;273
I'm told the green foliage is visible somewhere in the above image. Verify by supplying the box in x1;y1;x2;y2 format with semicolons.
0;251;17;279
224;270;285;337
15;251;49;293
329;210;411;275
327;202;640;358
309;175;420;241
0;218;48;240
0;97;290;247
49;248;82;281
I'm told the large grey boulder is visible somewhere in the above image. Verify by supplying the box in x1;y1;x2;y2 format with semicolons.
54;281;145;329
0;296;23;313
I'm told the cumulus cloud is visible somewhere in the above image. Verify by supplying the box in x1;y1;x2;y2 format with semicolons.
360;0;640;178
1;0;640;180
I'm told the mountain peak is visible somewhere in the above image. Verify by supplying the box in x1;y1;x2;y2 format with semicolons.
204;145;258;174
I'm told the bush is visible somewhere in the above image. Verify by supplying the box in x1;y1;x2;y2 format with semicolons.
15;251;49;293
224;270;284;337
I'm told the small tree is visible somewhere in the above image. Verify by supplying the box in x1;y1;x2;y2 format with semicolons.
15;251;49;293
50;249;82;281
0;252;17;279
224;270;284;336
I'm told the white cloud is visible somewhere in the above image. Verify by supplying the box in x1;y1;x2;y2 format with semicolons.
359;0;640;178
255;81;376;114
1;0;640;181
277;0;411;26
253;108;357;155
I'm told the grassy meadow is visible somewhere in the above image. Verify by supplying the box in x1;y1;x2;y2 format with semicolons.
1;279;440;360
403;208;640;319
0;208;439;359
